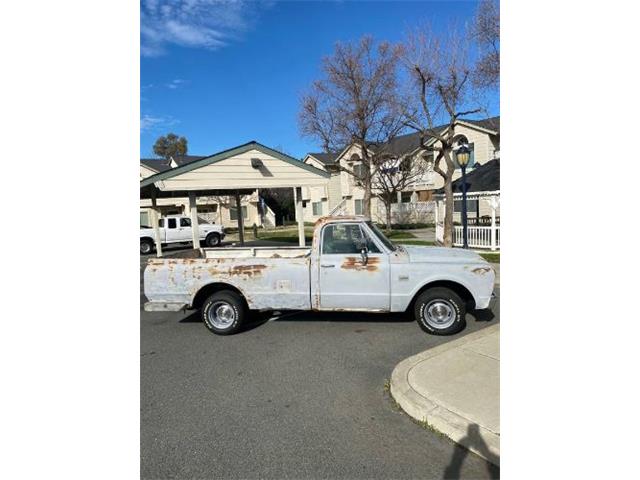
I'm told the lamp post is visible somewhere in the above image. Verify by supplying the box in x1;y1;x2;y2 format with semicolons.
456;145;471;249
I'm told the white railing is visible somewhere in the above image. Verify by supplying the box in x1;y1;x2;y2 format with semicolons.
436;223;500;250
375;201;435;225
329;198;347;216
453;225;500;250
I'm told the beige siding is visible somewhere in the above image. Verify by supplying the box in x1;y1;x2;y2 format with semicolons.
140;165;158;179
159;150;328;190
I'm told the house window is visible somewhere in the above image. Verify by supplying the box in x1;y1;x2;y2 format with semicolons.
312;201;323;216
354;199;364;215
353;163;366;180
401;192;413;203
454;199;478;213
198;204;218;213
230;206;248;221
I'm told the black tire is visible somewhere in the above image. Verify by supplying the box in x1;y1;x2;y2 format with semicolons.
140;239;154;254
414;287;466;335
205;232;221;247
201;290;246;335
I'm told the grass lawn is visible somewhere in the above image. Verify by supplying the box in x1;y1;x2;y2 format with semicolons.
258;227;315;243
396;239;436;246
479;252;500;263
384;231;417;240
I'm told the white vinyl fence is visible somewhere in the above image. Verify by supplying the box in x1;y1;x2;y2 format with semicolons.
453;225;500;250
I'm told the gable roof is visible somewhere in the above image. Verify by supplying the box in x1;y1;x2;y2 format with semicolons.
309;116;500;163
140;155;207;173
140;141;329;188
462;116;500;133
307;152;339;165
435;158;500;194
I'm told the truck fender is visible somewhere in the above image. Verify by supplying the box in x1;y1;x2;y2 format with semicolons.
408;277;477;311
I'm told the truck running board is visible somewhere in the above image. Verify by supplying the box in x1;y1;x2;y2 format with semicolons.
144;302;187;312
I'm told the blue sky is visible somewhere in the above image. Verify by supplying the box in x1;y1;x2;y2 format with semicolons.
141;0;498;159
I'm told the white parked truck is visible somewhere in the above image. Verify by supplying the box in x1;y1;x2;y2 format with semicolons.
143;216;495;336
140;215;225;254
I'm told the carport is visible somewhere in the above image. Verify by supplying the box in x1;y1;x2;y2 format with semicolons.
140;141;330;256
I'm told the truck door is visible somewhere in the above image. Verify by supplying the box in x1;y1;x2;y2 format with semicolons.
178;217;194;242
163;217;180;243
318;223;390;310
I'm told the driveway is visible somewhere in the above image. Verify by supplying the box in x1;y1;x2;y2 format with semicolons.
141;264;500;479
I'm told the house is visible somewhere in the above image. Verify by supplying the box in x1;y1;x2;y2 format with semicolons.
140;155;273;228
434;157;500;250
300;116;500;226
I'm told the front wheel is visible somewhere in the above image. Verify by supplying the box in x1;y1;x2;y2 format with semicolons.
205;232;221;247
414;287;466;335
201;290;246;335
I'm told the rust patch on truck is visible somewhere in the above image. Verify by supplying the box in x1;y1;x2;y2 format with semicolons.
230;264;267;277
204;263;268;278
470;266;493;275
341;257;380;272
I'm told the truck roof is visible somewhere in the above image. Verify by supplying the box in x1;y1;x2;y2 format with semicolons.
313;215;370;227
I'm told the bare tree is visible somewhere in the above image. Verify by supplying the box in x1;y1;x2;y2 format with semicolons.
299;36;403;217
399;25;485;247
372;153;430;230
473;0;500;89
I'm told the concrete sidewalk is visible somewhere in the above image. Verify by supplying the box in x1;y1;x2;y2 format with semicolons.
390;324;500;465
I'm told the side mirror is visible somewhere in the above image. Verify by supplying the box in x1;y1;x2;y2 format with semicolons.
360;247;368;265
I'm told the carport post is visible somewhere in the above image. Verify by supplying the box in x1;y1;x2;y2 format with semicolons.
235;191;245;246
151;189;163;258
188;192;200;249
294;186;305;247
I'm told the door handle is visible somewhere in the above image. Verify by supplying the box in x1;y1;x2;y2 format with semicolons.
321;264;335;268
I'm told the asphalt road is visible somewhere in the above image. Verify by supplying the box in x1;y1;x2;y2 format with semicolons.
141;259;500;479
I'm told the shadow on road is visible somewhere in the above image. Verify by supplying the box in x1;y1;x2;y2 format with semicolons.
177;309;498;334
443;424;499;479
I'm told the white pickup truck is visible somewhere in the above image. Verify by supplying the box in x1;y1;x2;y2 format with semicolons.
140;215;225;254
143;216;495;336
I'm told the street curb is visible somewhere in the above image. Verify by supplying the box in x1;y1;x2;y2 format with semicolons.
390;324;500;465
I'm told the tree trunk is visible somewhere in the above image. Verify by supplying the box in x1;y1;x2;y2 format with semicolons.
443;177;454;247
386;200;392;231
363;181;372;218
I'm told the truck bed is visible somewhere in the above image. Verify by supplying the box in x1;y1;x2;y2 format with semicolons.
144;247;312;311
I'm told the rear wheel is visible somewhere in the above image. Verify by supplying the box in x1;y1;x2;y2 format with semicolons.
205;232;221;247
201;290;246;335
414;287;466;335
140;239;153;254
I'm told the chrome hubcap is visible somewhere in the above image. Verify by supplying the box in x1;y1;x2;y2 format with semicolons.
208;301;235;329
424;299;456;329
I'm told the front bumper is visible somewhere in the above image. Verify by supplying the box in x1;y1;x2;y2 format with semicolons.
476;291;498;310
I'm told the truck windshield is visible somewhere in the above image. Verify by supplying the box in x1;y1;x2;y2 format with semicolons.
366;221;397;252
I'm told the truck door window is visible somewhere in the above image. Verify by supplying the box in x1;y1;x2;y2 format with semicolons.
322;224;380;254
158;219;164;228
180;218;191;227
167;218;177;229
